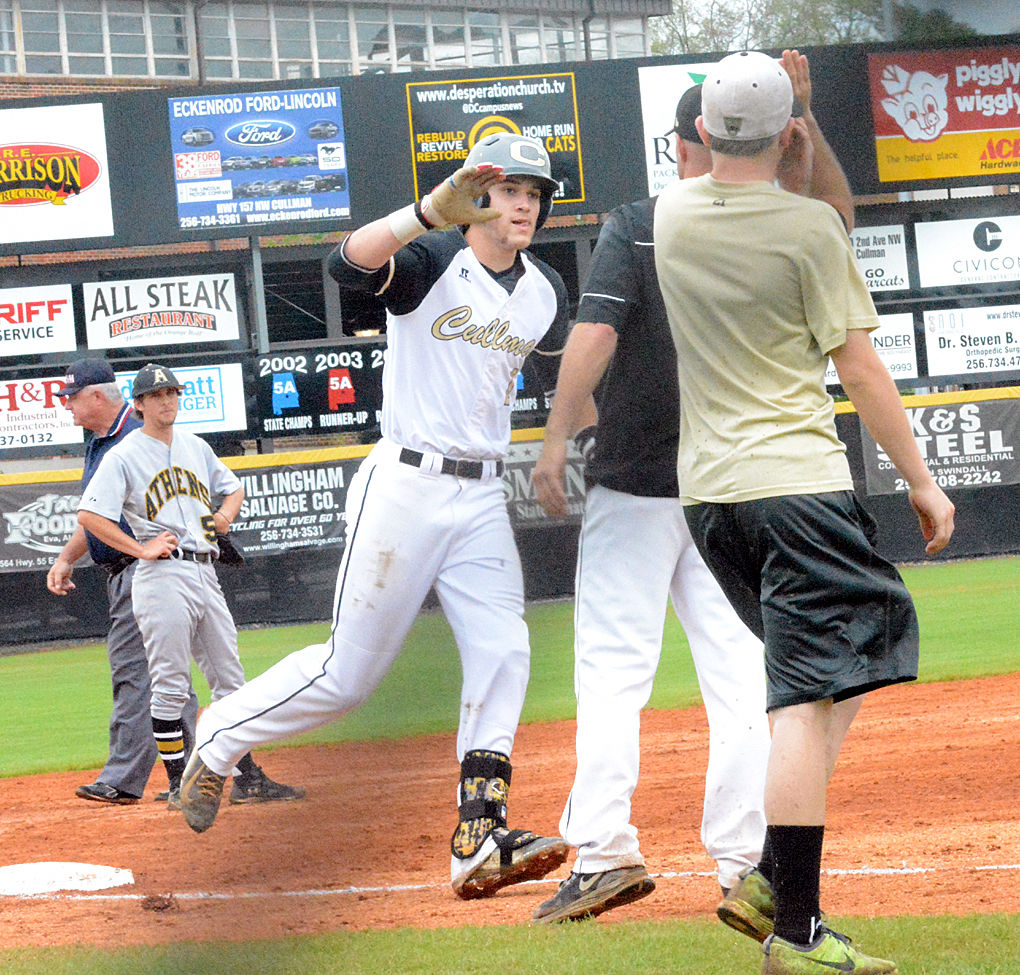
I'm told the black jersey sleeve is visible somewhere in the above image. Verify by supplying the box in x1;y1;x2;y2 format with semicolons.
326;230;467;316
575;203;647;332
526;256;570;395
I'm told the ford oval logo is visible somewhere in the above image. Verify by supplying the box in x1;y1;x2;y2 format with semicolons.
225;120;295;147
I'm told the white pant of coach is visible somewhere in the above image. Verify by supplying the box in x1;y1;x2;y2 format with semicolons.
195;438;530;772
561;484;770;890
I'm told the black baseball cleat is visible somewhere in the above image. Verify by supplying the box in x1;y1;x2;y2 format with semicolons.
75;781;141;804
532;865;655;923
229;764;307;805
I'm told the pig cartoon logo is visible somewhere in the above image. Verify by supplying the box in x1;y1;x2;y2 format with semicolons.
880;64;949;142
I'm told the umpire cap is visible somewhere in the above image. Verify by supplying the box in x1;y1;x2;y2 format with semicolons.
132;363;185;398
57;358;115;398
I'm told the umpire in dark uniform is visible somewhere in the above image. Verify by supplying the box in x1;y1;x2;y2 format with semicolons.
47;358;198;804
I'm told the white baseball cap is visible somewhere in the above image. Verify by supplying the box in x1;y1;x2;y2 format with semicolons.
701;51;794;141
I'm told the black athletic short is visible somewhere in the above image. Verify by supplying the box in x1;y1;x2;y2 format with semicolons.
684;491;919;711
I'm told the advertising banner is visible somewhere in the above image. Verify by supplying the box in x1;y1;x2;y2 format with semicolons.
826;313;918;386
0;375;81;450
167;87;350;231
253;344;385;437
861;397;1019;495
849;224;910;292
915;214;1020;288
637;61;716;196
868;46;1020;183
923;303;1020;377
405;72;584;207
232;458;356;558
83;273;241;350
0;480;81;571
0;284;76;359
113;362;248;434
0;102;115;246
502;439;585;527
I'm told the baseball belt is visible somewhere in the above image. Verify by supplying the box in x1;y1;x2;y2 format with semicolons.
398;447;504;480
167;549;216;564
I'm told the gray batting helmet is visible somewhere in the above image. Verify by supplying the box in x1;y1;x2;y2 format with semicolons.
132;363;185;398
464;132;558;228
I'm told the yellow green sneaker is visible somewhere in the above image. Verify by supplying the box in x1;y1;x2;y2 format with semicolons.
762;928;898;974
718;867;775;942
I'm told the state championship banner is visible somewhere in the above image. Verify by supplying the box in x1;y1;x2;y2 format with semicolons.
861;395;1019;495
0;102;115;246
253;344;384;437
637;61;716;196
0;284;76;359
503;439;585;527
167;86;350;231
0;478;82;571
868;46;1020;183
405;72;584;207
84;273;241;349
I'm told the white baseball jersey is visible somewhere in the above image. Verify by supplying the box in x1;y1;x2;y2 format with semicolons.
79;427;241;556
334;229;567;459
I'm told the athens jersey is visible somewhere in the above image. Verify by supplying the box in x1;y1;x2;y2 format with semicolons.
78;427;242;556
330;229;568;459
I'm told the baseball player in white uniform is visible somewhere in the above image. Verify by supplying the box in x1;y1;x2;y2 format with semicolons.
180;134;571;900
77;363;305;810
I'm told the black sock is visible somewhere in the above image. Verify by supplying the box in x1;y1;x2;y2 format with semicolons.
757;831;775;884
152;716;186;790
236;751;258;777
769;824;824;946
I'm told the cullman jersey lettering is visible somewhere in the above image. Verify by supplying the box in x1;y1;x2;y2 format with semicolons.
329;229;567;459
79;427;240;556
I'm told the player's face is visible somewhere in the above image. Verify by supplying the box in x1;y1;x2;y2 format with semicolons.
483;176;542;251
139;387;180;427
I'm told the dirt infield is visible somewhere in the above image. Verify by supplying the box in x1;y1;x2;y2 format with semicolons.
2;674;1018;949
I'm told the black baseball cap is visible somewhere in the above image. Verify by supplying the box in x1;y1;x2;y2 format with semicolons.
56;358;116;398
132;363;185;398
663;84;703;142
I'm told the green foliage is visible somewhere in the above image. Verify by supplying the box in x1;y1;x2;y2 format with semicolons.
893;4;979;44
650;0;885;55
3;915;1020;975
1;556;1017;778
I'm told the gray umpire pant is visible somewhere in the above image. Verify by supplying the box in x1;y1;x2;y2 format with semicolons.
99;561;199;797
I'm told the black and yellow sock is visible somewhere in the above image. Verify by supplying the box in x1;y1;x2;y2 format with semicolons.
152;716;186;790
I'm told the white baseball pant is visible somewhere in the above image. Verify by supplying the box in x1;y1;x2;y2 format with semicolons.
194;438;531;773
561;484;770;890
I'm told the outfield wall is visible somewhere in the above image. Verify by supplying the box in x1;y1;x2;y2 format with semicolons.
1;388;1016;648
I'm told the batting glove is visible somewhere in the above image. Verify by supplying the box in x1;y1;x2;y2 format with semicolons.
423;164;504;227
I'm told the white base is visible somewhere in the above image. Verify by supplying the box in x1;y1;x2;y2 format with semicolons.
0;861;134;896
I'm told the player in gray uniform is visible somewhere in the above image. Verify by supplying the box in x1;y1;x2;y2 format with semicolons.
77;363;305;810
179;134;571;901
48;357;199;805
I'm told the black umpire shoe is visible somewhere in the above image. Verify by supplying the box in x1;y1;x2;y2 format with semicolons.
75;781;141;804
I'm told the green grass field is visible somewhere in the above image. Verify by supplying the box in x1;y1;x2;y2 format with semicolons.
2;555;1018;974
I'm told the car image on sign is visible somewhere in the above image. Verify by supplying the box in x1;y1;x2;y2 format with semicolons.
308;119;339;139
182;127;215;147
